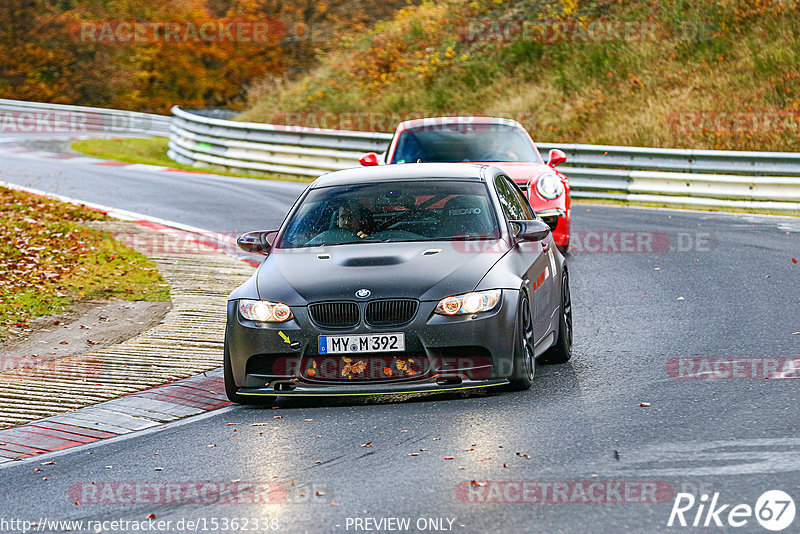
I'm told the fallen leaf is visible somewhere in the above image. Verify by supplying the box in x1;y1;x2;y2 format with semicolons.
154;467;163;471
251;423;269;426
408;453;419;456
470;480;486;487
74;500;79;505
59;341;68;344
503;463;510;468
40;461;55;465
361;441;373;447
793;258;798;264
226;423;241;426
315;490;326;496
307;368;316;377
676;297;685;301
351;361;367;374
792;332;800;335
639;402;651;407
330;503;338;506
273;415;282;419
444;456;455;460
383;367;392;376
147;513;156;519
304;419;313;422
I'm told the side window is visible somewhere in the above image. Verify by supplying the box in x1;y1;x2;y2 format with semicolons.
494;175;531;221
504;176;534;219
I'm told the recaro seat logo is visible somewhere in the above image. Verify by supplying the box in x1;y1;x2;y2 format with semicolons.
449;208;481;215
668;490;796;531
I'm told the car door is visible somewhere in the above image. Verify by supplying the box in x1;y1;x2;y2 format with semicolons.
494;174;554;344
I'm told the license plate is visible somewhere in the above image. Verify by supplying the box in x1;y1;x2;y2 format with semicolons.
318;333;405;354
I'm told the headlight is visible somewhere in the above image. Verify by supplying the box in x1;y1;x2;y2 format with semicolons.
239;299;293;322
534;172;564;199
435;290;501;316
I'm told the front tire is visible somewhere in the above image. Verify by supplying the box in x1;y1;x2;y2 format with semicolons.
224;328;276;406
540;271;572;364
507;293;536;391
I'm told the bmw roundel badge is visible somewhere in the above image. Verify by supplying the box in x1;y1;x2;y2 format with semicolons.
356;288;371;298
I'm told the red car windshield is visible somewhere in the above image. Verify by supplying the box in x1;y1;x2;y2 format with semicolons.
390;123;540;164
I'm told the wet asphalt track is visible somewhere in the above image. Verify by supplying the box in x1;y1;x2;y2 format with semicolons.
0;139;799;533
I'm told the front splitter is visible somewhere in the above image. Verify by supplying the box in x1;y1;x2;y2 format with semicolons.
237;379;509;397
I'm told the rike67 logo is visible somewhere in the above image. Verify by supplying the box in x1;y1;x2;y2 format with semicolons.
668;490;796;531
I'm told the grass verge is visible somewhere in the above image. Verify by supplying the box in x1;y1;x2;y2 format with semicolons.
0;186;170;340
70;137;313;182
241;0;800;152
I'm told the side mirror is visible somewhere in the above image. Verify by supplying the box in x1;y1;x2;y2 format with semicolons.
510;219;551;242
359;152;380;166
237;230;277;255
547;148;567;168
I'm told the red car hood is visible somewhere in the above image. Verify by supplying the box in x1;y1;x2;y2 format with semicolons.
473;161;568;211
472;161;550;184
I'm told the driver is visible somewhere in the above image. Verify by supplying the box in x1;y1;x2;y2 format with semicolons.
338;201;373;238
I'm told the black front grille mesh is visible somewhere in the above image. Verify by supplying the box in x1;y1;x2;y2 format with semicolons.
365;299;418;326
308;302;359;328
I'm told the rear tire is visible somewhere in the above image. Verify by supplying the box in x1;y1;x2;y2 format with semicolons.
224;329;276;406
506;293;536;391
540;271;572;364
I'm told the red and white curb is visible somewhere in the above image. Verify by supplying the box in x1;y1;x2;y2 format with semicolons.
0;180;261;267
0;370;230;463
0;181;264;463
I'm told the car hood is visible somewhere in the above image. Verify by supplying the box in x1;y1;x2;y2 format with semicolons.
255;240;509;305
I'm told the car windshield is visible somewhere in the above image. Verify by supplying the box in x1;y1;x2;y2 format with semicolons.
390;123;540;163
277;180;501;248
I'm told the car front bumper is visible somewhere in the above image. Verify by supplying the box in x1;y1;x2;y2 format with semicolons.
225;290;519;396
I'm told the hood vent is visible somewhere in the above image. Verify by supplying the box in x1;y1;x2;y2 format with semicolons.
340;256;403;267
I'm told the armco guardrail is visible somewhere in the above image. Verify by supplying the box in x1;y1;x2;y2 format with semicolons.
536;142;800;177
168;106;391;177
0;99;170;136
168;107;800;213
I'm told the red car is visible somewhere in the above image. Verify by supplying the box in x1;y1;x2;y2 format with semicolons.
359;117;571;252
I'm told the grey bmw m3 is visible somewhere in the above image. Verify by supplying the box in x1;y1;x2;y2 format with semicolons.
224;163;572;404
